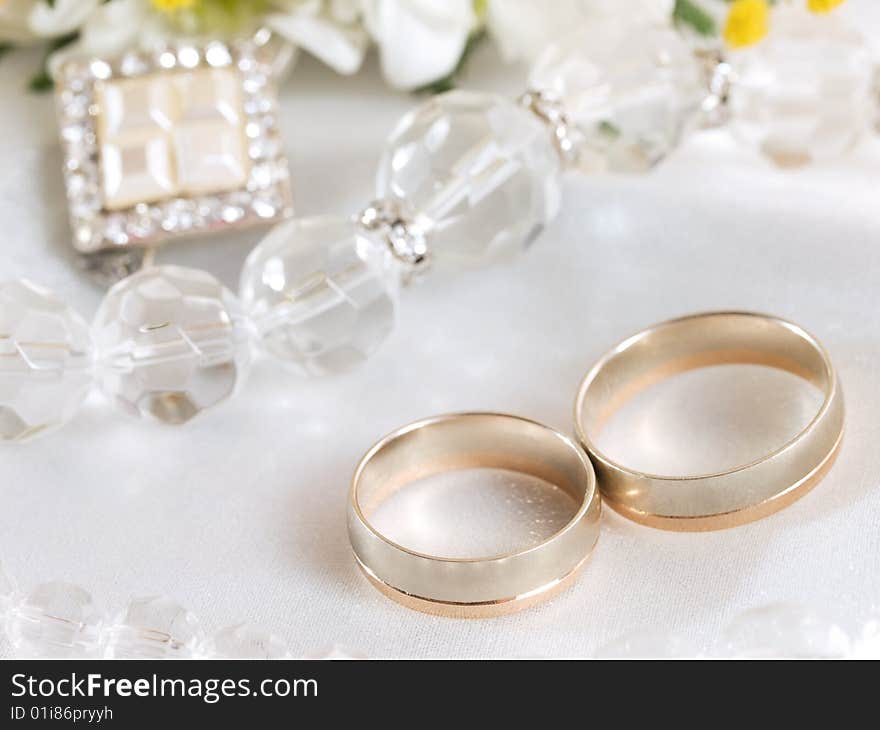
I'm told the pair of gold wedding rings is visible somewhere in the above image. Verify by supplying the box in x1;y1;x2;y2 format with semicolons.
347;312;845;618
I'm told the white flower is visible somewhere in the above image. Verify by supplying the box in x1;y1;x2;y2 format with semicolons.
593;0;675;25
0;0;36;42
272;0;477;90
485;0;589;64
486;0;675;66
0;0;100;43
46;0;166;78
266;0;369;75
362;0;476;89
17;0;682;91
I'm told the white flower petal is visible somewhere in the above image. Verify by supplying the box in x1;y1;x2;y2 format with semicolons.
487;0;588;64
267;12;368;75
79;0;151;53
0;0;39;43
488;0;677;65
586;0;675;25
47;0;154;79
28;0;101;38
363;0;475;90
330;0;362;25
270;0;323;14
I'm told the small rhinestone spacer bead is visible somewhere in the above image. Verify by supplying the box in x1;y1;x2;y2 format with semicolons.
518;89;584;168
358;199;430;273
696;48;734;128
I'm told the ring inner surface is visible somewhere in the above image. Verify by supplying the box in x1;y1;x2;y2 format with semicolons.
574;313;843;522
578;314;831;459
356;415;589;532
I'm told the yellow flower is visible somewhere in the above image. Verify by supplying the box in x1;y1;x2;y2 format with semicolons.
152;0;196;12
724;0;770;49
807;0;845;13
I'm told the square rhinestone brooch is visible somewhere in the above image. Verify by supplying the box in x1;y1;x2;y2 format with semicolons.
55;32;293;254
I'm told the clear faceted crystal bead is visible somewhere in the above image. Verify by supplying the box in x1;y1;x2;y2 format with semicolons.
529;19;706;172
0;280;93;442
727;5;872;167
721;604;850;658
376;90;561;270
240;216;400;376
209;623;289;659
92;266;252;424
103;595;203;659
5;582;102;658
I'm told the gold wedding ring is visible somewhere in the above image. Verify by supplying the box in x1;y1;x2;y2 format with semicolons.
574;311;844;531
348;413;601;617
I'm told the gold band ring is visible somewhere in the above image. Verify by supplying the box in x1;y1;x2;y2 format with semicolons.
348;413;601;618
574;311;844;531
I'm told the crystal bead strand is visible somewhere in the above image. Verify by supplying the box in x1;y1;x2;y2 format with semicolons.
237;17;723;376
239;89;563;377
247;7;871;370
525;17;710;173
1;89;567;430
3;580;104;658
524;9;876;171
0;562;293;659
723;3;873;168
0;265;254;440
0;17;750;438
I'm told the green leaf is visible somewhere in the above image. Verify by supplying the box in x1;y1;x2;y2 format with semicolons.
416;76;457;95
0;43;13;61
673;0;718;37
28;70;54;92
27;31;78;93
598;120;621;139
47;31;78;54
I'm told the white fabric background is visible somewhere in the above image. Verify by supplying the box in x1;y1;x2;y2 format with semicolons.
2;10;880;658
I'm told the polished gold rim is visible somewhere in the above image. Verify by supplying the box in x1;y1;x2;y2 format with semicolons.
574;311;844;531
354;553;592;619
348;412;601;617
